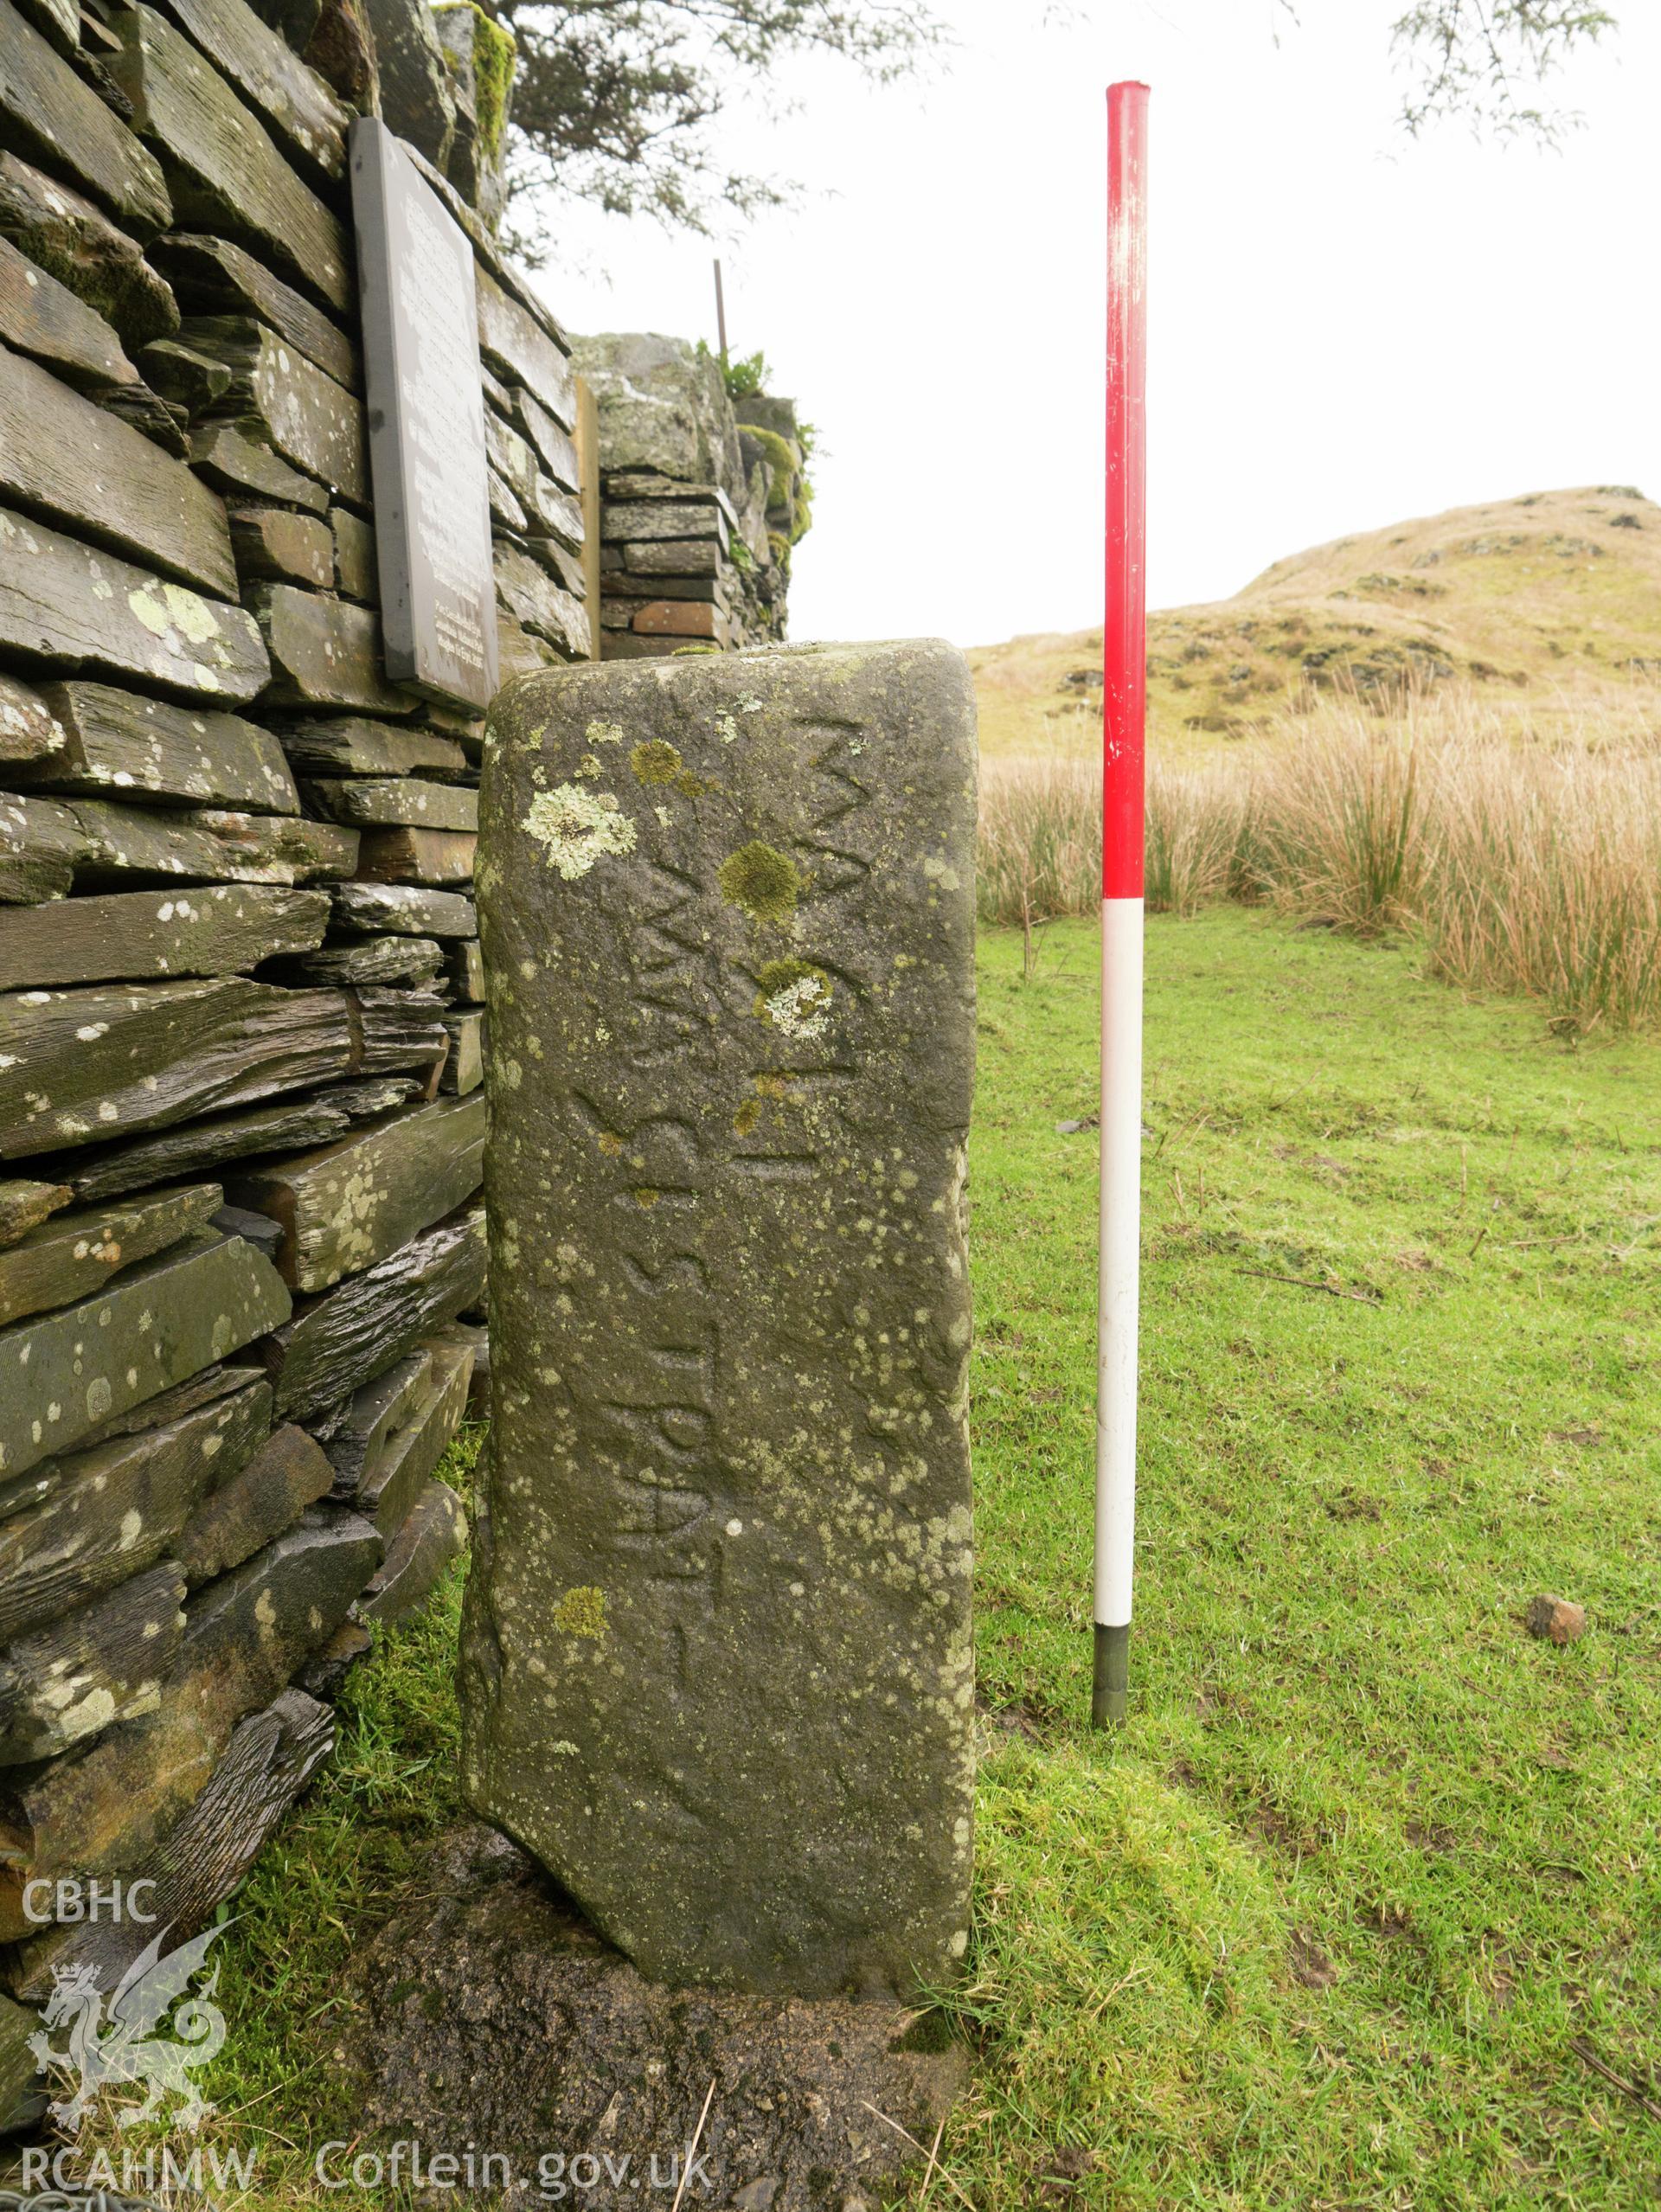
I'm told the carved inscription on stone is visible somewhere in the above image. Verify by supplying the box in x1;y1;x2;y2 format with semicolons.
461;641;978;1996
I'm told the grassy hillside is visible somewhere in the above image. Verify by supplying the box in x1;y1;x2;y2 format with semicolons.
971;486;1661;759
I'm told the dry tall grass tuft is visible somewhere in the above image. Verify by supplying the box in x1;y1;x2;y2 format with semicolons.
978;689;1661;1030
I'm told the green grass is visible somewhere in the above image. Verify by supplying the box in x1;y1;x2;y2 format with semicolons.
86;912;1661;2209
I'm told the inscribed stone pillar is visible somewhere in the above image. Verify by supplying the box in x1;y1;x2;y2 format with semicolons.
460;640;978;1995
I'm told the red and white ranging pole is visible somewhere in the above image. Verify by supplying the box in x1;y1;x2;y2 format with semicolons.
1094;79;1150;1729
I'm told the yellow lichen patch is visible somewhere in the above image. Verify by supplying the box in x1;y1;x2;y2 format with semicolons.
633;1188;660;1209
597;1131;624;1157
552;1586;607;1639
733;1097;760;1138
754;1073;792;1101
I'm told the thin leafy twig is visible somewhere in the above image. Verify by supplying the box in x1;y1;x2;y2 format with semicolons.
1236;1267;1383;1305
1568;2036;1661;2124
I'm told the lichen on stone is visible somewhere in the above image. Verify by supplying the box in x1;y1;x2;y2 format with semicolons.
523;785;637;881
718;841;801;925
551;1586;607;1639
754;958;833;1040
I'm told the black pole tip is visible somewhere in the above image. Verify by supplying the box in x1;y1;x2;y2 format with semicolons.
1092;1621;1130;1728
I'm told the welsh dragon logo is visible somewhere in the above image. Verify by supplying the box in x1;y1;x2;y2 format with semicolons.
27;1923;229;2134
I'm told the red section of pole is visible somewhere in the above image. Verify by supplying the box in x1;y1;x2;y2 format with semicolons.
1102;82;1150;901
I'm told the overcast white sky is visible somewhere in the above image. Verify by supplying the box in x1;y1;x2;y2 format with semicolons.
534;0;1655;649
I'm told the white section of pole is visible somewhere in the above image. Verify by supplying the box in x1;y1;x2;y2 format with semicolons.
1093;892;1144;1722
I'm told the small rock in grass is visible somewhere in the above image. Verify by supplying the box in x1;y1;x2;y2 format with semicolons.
1527;1595;1586;1645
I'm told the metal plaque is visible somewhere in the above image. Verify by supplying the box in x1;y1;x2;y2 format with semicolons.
350;116;498;714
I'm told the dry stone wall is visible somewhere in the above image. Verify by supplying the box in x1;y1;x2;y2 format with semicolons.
572;332;807;658
0;0;584;2128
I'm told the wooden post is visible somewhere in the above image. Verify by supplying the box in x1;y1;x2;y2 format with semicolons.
574;374;602;661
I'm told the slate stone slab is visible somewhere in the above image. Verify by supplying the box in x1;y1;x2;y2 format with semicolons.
0;1372;270;1642
175;1420;333;1581
0;1174;68;1246
186;315;367;502
266;1196;484;1418
190;420;330;515
0;148;178;349
475;262;574;430
0;1558;185;1764
330;879;476;937
623;537;721;577
459;641;978;1997
229;1089;485;1292
0;670;67;768
278;716;466;780
0;343;237;596
604;498;726;549
442;934;484;1001
0;790;88;903
362;0;452;169
12;1685;333;1997
0;976;353;1159
108;4;351;312
324;1342;431;1494
148;0;350;183
494;540;587;660
228;503;335;588
332;505;375;601
0;0;171;236
152;231;358;391
65;1074;424;1201
0;1510;376;1942
0;1229;290;1480
357;824;477;886
0;1175;220;1324
271;932;440;989
253;583;412;715
356;1337;469;1536
438;1006;484;1093
67;798;357;885
350;117;497;714
301;0;376;114
15;680;298;812
0;230;138;390
358;1474;465;1623
510;382;579;494
141;332;232;417
309;777;479;833
0;882;330;991
0;503;269;702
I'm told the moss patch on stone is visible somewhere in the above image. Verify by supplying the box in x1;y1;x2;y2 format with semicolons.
630;738;710;798
754;957;825;1003
470;9;516;157
630;739;683;785
719;842;801;925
